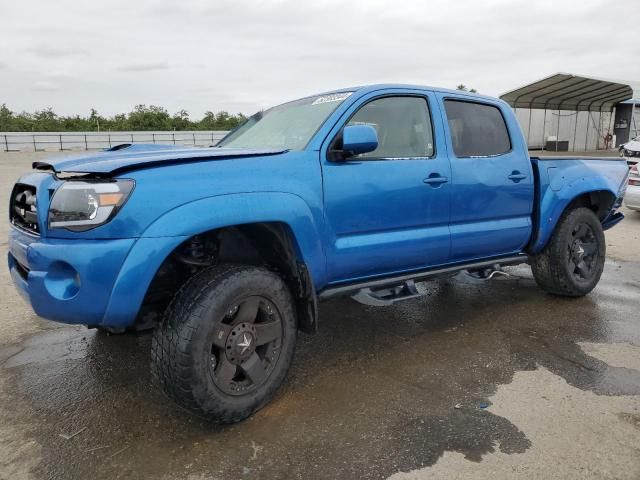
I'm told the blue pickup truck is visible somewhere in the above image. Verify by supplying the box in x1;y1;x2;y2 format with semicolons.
8;85;629;422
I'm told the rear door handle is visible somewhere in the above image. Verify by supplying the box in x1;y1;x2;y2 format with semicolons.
423;174;449;187
508;171;527;182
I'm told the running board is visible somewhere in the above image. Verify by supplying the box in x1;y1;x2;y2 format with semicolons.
351;280;422;306
319;255;528;305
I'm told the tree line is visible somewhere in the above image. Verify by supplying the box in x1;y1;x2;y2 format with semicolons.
456;84;477;93
0;104;247;132
2;85;477;132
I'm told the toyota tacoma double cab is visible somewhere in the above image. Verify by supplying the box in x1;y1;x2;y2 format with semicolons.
8;85;629;422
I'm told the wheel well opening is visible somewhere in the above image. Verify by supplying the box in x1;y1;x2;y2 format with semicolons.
137;222;317;333
566;190;616;221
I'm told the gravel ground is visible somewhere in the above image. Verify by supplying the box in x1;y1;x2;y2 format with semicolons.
1;151;639;480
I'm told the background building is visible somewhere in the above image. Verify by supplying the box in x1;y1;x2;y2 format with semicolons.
501;73;639;151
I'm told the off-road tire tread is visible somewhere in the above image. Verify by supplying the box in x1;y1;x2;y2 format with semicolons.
151;264;296;423
531;207;605;297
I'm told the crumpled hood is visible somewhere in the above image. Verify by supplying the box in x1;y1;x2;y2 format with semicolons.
33;143;287;175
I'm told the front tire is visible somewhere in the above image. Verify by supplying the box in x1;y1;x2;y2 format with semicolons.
151;264;297;423
531;207;606;297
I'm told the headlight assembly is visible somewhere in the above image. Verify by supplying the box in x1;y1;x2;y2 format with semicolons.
48;180;134;231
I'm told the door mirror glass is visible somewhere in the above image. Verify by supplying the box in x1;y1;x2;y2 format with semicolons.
342;124;378;156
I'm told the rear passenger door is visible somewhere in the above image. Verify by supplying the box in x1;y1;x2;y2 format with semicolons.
440;97;534;261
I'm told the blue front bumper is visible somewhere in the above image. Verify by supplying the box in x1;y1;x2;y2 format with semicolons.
8;227;137;326
9;226;190;328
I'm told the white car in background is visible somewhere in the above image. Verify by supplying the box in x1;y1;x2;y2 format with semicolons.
625;164;640;211
620;136;640;168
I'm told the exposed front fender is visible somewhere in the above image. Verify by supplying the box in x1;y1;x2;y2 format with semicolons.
102;192;325;327
141;192;325;280
101;192;327;327
101;235;187;327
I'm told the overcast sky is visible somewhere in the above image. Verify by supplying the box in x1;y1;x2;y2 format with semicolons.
1;0;638;118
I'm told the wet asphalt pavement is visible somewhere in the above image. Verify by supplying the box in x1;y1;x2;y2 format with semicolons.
1;152;639;480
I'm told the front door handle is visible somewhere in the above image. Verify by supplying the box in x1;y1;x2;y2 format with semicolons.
508;171;527;182
423;174;449;187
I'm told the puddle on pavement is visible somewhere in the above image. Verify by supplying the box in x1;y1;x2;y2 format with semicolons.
2;261;640;479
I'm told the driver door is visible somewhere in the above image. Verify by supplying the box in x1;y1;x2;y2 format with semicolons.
321;92;451;283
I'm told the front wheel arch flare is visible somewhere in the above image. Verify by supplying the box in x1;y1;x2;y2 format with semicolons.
102;192;325;329
141;192;326;283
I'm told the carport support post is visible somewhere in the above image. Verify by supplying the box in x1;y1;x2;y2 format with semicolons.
585;112;591;151
527;108;533;147
556;109;560;152
631;102;637;140
541;108;547;151
597;109;605;150
608;107;615;148
3;134;8;152
572;111;579;152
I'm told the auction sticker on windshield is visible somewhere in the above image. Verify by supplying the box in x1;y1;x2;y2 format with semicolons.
312;92;352;105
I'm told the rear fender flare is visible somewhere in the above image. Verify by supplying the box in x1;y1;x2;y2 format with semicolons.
531;175;619;253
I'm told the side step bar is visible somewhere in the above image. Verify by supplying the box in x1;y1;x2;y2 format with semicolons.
318;255;528;306
351;280;422;307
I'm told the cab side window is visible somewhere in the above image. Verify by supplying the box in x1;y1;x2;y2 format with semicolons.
347;96;434;159
444;100;511;157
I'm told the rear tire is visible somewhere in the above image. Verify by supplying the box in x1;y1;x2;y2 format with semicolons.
151;264;297;423
531;207;605;297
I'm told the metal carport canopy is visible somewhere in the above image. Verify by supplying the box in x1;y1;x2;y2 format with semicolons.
500;73;633;111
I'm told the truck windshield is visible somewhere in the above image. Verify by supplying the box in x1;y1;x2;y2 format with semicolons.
217;92;353;151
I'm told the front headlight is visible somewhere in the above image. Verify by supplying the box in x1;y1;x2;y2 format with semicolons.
48;179;134;231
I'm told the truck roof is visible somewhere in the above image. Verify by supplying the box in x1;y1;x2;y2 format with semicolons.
314;83;501;104
32;84;507;175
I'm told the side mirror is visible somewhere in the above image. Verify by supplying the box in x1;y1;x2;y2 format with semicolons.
341;124;378;157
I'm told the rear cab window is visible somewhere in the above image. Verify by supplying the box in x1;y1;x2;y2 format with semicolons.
444;100;511;157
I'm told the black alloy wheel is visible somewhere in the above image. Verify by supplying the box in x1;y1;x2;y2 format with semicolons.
567;222;598;282
209;295;283;395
